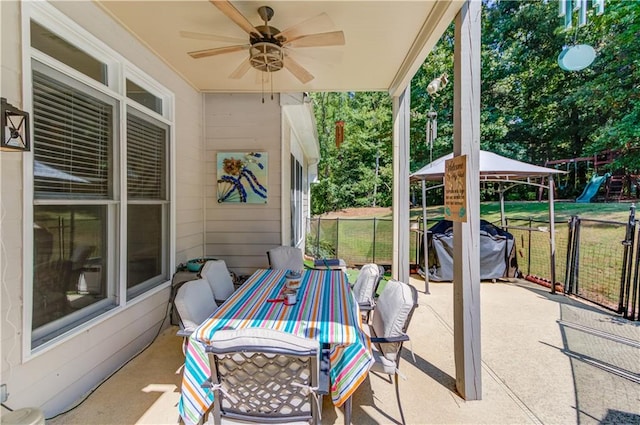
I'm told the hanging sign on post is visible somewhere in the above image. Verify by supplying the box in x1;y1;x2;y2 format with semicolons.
444;155;467;222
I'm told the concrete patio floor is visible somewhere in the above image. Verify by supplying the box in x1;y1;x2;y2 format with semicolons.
47;278;640;425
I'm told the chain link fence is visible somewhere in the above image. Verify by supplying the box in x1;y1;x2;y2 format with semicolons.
307;207;640;320
306;217;427;268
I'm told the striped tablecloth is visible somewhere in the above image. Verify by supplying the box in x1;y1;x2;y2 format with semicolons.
178;268;373;425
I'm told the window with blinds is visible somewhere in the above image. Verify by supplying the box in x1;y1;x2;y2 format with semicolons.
32;63;114;200
127;112;167;200
126;111;168;293
27;13;173;347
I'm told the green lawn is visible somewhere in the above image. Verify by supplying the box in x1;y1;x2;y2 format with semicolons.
410;201;634;224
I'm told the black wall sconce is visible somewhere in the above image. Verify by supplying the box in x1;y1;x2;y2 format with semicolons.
1;97;31;152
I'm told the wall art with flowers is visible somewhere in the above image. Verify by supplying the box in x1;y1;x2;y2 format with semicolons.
216;152;268;203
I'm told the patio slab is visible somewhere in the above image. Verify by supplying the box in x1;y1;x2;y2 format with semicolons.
46;278;640;424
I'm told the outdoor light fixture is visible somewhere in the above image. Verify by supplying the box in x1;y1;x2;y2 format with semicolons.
1;97;30;152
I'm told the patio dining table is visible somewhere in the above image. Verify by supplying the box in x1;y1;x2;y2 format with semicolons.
178;268;373;425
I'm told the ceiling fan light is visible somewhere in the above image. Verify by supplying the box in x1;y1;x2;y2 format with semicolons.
249;42;284;73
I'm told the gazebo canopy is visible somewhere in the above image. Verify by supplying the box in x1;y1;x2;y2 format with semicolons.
410;150;565;182
410;150;566;294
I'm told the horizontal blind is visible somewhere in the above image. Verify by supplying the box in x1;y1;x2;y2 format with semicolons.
33;69;113;199
127;112;167;200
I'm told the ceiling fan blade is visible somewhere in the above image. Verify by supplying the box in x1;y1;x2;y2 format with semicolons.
188;44;248;59
180;31;246;44
284;31;345;48
210;0;261;38
276;12;334;41
283;56;314;84
229;58;252;79
285;48;344;67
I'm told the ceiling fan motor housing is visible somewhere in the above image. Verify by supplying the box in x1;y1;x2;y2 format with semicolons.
249;25;284;72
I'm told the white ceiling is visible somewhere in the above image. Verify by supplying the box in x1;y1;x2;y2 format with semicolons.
97;1;463;95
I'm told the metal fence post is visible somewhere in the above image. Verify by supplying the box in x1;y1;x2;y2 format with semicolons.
565;216;577;294
372;217;377;263
527;217;532;277
415;219;419;266
336;217;340;258
316;217;321;257
620;203;636;316
631;220;640;321
573;217;582;294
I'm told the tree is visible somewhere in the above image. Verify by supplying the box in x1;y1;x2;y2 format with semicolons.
310;92;393;214
311;0;640;212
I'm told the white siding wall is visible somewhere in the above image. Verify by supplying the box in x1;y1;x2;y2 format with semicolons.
204;94;282;276
0;1;203;416
1;5;26;395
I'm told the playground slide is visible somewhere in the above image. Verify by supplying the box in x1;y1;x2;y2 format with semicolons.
576;173;610;203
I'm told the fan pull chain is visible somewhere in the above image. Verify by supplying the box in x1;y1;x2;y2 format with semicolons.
270;71;274;101
261;72;265;104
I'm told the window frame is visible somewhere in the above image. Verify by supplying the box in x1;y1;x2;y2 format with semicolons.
125;107;170;297
290;154;304;247
22;1;175;357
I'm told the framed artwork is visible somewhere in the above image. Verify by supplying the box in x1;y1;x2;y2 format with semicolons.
217;152;268;203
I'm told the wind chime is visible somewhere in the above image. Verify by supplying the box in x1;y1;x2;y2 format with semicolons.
557;0;604;72
335;120;345;149
425;72;448;163
335;93;345;149
425;110;437;164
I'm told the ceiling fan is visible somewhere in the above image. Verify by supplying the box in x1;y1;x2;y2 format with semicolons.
181;1;345;84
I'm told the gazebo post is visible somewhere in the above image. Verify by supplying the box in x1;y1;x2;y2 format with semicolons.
548;174;557;294
422;179;430;293
499;182;506;229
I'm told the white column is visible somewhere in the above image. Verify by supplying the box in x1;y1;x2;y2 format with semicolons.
392;85;411;284
453;0;482;400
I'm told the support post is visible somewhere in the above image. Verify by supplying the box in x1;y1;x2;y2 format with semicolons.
499;182;506;229
422;179;430;293
453;0;482;400
392;85;411;284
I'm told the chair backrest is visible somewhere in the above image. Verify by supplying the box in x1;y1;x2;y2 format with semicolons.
371;279;418;361
60;245;95;292
206;328;321;425
199;259;235;302
267;246;304;271
174;278;217;332
352;263;381;305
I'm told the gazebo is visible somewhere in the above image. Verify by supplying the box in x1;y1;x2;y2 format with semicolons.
410;150;566;292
